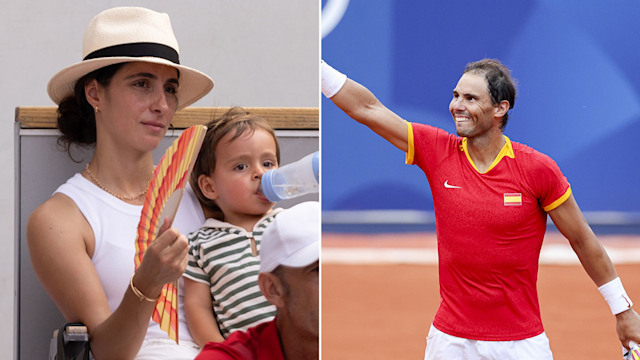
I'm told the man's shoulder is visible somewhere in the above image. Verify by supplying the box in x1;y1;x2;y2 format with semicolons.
509;139;564;179
510;140;557;164
196;320;278;360
412;122;455;136
196;330;256;360
411;122;462;149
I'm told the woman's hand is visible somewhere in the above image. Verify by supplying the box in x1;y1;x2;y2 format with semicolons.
133;217;189;299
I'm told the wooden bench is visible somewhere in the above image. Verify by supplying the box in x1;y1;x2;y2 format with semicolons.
16;106;318;129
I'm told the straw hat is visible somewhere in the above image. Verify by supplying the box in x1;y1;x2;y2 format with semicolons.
47;7;214;110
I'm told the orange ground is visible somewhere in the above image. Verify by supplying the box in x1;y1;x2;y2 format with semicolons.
322;233;640;360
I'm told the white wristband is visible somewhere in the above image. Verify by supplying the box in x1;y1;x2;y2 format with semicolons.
321;60;347;98
598;277;633;315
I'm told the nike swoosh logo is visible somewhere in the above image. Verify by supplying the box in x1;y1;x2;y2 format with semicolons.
444;180;461;189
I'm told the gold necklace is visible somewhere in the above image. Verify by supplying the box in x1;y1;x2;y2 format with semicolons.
84;162;150;201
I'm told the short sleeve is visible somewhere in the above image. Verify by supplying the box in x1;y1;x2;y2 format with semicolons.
408;122;461;176
183;231;210;284
529;152;571;212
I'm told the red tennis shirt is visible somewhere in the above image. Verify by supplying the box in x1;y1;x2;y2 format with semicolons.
407;123;571;341
195;318;284;360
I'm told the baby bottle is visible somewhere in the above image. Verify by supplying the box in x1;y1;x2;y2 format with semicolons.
261;151;319;202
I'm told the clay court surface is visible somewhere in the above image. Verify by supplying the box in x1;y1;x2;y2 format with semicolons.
322;232;640;360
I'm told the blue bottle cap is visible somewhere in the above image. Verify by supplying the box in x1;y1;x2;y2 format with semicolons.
261;169;283;202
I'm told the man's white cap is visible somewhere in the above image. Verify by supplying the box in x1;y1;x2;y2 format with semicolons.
260;201;320;273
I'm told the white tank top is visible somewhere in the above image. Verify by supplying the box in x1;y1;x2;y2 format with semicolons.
54;173;205;341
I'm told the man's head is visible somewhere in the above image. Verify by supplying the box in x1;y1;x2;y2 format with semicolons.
460;59;517;130
258;201;320;340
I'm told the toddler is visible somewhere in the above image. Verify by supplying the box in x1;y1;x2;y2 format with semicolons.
184;107;281;346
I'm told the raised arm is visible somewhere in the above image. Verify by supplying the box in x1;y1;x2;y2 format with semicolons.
27;194;189;360
548;194;640;349
322;60;408;152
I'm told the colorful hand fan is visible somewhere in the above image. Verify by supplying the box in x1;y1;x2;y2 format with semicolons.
627;341;640;360
134;125;207;343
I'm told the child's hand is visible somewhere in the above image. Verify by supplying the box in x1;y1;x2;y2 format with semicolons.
134;217;189;298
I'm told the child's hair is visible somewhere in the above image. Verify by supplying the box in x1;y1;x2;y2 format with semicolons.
190;107;281;220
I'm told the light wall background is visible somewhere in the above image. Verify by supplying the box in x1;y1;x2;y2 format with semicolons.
0;1;318;357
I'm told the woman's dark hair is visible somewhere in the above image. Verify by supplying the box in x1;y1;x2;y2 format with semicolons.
463;59;517;130
56;63;125;159
190;107;281;220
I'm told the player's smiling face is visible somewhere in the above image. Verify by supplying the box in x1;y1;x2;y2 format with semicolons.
449;72;498;138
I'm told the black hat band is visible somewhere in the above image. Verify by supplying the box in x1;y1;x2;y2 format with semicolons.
83;42;180;64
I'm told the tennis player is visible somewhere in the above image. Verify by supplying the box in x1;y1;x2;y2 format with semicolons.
322;58;640;359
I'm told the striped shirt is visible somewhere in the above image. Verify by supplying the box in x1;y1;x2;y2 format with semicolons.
184;209;282;338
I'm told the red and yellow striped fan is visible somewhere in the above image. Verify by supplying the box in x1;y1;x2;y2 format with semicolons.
628;341;640;360
134;125;207;343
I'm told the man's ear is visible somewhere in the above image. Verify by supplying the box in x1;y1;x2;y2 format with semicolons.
198;173;218;201
494;100;510;118
258;273;286;308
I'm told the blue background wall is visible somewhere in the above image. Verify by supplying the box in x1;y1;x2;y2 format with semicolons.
322;0;640;229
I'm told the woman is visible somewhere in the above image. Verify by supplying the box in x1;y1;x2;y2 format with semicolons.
27;7;213;359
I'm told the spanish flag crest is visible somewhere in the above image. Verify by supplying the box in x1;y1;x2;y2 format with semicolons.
503;193;522;206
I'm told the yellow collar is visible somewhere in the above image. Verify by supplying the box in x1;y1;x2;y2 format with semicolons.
460;135;515;173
